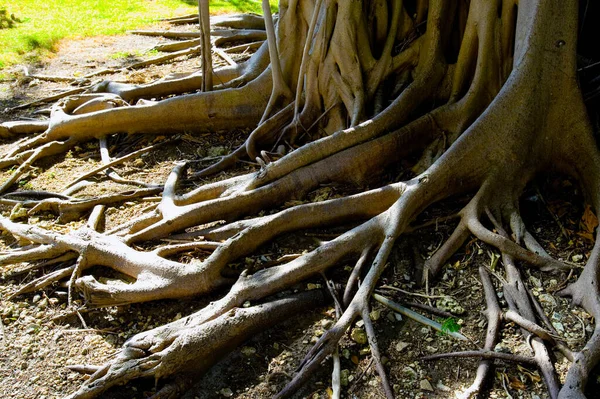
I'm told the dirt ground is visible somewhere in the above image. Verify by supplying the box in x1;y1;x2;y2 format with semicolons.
0;16;597;399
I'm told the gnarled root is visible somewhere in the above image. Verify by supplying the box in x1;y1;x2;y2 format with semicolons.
65;290;327;399
3;0;600;398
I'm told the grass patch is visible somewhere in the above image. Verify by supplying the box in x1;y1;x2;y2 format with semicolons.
0;0;277;70
209;0;278;14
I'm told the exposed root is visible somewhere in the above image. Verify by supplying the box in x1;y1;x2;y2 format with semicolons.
65;290;327;399
3;0;600;398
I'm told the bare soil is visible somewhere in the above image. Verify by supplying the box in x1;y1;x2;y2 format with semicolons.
0;20;595;399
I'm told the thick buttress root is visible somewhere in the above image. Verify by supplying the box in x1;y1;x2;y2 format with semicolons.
3;0;600;398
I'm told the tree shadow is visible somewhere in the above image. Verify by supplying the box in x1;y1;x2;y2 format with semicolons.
0;9;21;30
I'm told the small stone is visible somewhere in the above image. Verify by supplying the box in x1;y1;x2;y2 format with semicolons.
355;320;364;328
9;204;29;220
394;312;403;321
552;322;565;332
133;158;145;168
32;295;41;304
436;380;451;392
420;327;431;335
351;328;368;345
420;379;434;391
220;388;233;397
572;254;584;262
321;319;333;329
587;324;594;333
242;301;251;308
395;341;410;352
426;346;437;353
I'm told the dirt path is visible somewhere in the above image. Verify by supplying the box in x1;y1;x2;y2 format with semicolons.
0;17;595;399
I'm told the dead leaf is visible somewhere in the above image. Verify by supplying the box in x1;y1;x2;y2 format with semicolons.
517;365;541;383
508;375;526;390
582;204;598;234
577;232;595;243
351;355;359;365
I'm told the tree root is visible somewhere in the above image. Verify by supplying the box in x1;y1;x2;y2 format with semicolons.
3;0;600;398
65;290;327;399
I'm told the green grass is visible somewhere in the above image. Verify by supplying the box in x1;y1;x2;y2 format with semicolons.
209;0;278;14
0;0;277;70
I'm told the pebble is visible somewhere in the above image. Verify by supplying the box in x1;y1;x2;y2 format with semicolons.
321;319;333;329
395;341;410;352
436;380;451;392
220;388;233;397
351;328;368;345
587;324;594;333
420;379;434;391
370;310;381;321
